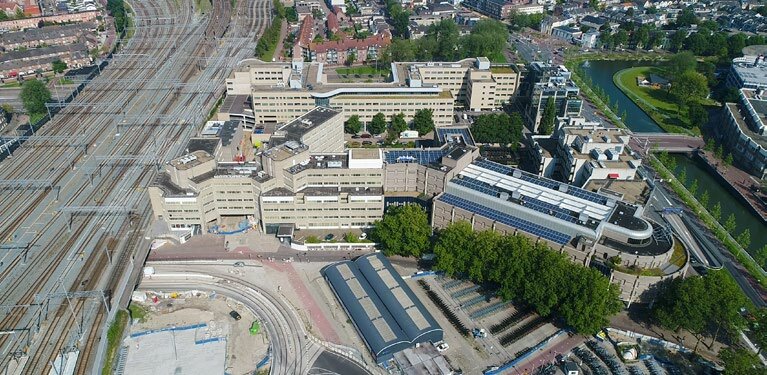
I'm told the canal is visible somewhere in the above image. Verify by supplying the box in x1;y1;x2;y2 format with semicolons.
579;60;663;133
670;154;766;253
580;60;766;253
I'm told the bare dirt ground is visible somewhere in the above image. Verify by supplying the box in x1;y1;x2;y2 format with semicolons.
129;295;269;375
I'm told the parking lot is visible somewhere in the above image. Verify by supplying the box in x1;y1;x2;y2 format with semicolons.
407;276;562;373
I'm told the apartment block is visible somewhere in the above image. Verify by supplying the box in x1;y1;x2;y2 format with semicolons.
522;62;582;133
722;88;767;179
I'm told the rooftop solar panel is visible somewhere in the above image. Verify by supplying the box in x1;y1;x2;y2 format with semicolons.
438;194;571;245
368;256;385;271
383;149;448;165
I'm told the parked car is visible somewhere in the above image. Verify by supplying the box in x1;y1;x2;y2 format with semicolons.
352;135;361;139
436;342;449;352
360;134;372;139
233;261;245;267
229;310;242;320
324;234;335;241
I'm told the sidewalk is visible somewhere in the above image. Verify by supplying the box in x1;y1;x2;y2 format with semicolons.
697;150;767;223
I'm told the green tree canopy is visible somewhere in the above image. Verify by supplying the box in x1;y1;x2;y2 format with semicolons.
412;109;434;136
471;113;523;147
371;204;431;257
666;51;698;80
461;19;508;59
688;102;708;128
433;221;621;334
20;79;52;115
670;70;709;108
368;112;387;135
52;60;67;74
344;115;362;134
539;98;557;135
719;348;765;375
390;112;408;133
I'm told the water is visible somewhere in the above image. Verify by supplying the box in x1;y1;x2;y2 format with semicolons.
671;154;766;253
578;60;766;253
579;60;663;133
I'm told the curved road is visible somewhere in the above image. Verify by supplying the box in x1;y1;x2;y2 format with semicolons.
139;271;320;374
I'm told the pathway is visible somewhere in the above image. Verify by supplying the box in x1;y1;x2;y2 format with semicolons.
697;150;767;223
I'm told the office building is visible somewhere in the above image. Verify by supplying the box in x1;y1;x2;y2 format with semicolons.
722;88;767;179
522;62;582;133
222;57;520;126
727;46;767;90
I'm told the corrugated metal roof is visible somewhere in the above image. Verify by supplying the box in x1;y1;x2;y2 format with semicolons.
321;253;443;363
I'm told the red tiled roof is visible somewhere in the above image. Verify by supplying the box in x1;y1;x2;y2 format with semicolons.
297;15;314;47
327;12;339;33
23;5;41;16
309;31;391;54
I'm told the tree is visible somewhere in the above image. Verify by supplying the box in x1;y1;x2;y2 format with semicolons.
666;52;697;80
471;113;523;146
756;245;767;268
699;190;710;208
704;138;716;152
422;19;460;61
705;270;747;345
285;7;298;23
676;7;698;27
670;71;709;109
368;112;387;135
724;153;734;166
752;308;767;356
719;348;765;375
390;112;408;133
669;30;687;52
386;38;415;62
677;167;687;185
613;29;629;47
461;19;508;60
345;52;356;66
724;213;737;233
599;30;613;49
51;59;67;74
539;98;556;135
711;202;722;221
344;115;362;134
688;179;698;196
20;79;51;115
371;204;431;257
736;229;751;249
653;276;709;334
715;145;724;159
626;7;634;17
634;25;650;49
412;109;434;136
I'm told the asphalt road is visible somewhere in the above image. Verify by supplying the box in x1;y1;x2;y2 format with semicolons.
647;180;766;308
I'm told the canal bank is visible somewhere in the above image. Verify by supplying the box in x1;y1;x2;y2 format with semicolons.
578;60;664;133
577;59;766;254
670;153;766;254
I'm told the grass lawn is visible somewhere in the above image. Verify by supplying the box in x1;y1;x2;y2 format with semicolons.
613;66;712;134
335;65;390;77
102;310;129;375
488;52;507;63
128;303;149;323
1;81;21;88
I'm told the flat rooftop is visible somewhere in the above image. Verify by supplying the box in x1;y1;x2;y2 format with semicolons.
600;221;671;256
262;186;383;197
733;62;767;87
286;154;348;174
436;127;475;147
727;103;767;149
566;128;627;143
350;148;382;160
583;179;651;206
219;94;252;115
271;107;340;144
186;138;220;156
170;150;214;171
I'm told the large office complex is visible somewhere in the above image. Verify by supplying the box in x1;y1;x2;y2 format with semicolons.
432;160;685;303
221;57;521;126
152;104;683;305
727;47;767;90
722;88;767;179
322;253;444;364
522;62;583;133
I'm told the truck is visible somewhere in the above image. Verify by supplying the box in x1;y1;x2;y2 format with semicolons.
400;130;418;139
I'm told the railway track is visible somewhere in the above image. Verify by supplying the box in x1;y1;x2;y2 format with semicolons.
0;0;272;372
